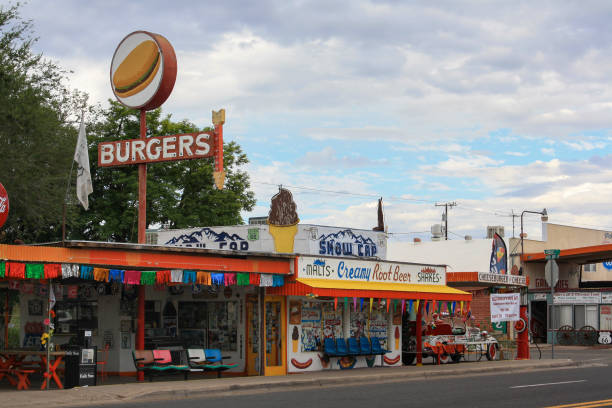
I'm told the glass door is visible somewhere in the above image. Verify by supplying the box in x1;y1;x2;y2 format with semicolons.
264;296;286;376
246;295;259;376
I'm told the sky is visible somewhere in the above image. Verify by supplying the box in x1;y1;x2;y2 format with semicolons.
17;0;612;243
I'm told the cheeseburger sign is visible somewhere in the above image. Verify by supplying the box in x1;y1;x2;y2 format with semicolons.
100;30;225;181
110;31;176;110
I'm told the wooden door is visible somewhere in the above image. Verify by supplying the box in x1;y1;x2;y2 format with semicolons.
263;296;286;376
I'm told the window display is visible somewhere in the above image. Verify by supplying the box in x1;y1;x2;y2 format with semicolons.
177;301;238;351
300;301;321;352
54;301;98;335
322;302;343;339
350;308;368;339
369;309;389;349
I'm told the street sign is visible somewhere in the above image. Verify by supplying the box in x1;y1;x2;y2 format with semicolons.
545;259;559;288
545;249;560;260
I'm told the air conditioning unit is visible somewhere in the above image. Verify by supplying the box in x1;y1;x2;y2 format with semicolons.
431;224;443;241
487;226;504;238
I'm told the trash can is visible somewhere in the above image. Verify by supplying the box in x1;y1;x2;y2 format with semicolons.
64;345;97;388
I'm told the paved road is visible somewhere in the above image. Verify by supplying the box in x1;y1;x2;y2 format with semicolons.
529;346;612;363
70;358;612;408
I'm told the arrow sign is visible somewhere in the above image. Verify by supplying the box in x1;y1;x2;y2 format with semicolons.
545;259;559;288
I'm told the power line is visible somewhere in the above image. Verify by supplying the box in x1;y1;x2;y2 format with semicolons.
252;181;436;203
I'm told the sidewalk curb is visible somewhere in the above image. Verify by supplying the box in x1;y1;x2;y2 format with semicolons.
1;359;589;408
128;359;582;402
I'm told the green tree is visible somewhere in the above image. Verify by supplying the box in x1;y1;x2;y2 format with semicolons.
0;3;87;244
67;101;256;242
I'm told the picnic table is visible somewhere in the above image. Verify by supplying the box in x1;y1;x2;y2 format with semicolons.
0;349;67;390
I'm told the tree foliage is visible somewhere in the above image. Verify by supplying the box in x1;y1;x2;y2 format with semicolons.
0;3;87;244
67;102;256;242
0;3;256;244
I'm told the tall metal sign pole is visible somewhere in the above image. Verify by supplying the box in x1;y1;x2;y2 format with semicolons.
105;31;225;381
545;249;560;359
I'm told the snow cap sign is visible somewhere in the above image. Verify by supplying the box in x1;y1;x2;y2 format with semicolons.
110;31;177;110
0;182;8;228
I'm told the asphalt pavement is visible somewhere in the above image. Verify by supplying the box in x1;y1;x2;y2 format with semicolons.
3;346;612;408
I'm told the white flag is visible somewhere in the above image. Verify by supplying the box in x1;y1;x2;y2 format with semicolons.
49;284;56;310
74;112;93;210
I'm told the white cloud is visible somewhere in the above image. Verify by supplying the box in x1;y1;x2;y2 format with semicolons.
562;140;607;151
541;148;555;156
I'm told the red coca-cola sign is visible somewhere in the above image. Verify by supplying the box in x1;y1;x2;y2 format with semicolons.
0;182;8;228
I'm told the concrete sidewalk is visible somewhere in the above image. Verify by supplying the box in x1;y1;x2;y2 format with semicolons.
1;359;590;408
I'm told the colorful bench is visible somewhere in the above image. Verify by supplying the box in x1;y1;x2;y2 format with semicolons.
132;350;190;382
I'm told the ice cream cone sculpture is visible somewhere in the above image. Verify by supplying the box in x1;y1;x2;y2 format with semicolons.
267;188;300;253
292;326;299;353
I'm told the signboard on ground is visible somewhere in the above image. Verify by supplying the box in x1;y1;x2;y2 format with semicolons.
490;293;520;322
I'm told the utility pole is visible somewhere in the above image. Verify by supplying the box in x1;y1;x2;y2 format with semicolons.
511;210;519;238
435;202;456;240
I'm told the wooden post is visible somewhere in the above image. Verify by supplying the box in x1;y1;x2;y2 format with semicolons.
136;109;147;381
416;301;423;366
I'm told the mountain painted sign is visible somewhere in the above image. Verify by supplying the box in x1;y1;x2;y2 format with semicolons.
154;225;388;258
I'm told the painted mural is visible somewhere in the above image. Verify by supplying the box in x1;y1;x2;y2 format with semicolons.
154;224;388;259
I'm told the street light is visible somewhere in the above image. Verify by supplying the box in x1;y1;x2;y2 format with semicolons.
520;208;548;275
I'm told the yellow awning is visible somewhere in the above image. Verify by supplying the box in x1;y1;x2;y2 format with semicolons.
295;278;471;301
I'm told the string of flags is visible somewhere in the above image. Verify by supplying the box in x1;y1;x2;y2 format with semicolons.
330;296;470;316
0;261;284;287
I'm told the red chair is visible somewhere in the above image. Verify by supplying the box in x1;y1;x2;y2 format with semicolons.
97;344;110;382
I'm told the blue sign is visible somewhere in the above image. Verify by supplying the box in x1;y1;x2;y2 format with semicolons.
164;227;249;250
317;229;378;257
603;261;612;270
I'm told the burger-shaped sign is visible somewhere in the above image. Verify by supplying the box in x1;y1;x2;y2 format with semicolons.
0;182;8;229
110;31;177;111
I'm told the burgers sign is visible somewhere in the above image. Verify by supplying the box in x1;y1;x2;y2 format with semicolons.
101;31;226;189
110;31;177;110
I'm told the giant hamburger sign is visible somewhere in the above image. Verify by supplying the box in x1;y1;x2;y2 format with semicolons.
110;31;177;110
100;31;225;189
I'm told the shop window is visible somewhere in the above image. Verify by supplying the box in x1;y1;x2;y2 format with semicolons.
548;305;573;329
574;304;599;330
583;264;597;273
0;289;20;349
586;305;599;329
321;302;343;339
145;301;161;329
350;307;368;339
54;301;98;335
600;305;612;331
177;301;238;351
369;308;389;350
300;301;322;352
208;302;238;351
